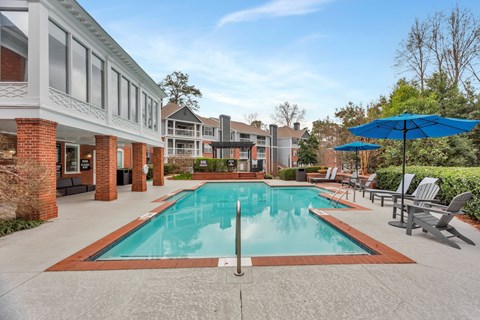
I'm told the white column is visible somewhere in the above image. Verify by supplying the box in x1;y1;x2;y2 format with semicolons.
27;1;49;103
105;58;112;125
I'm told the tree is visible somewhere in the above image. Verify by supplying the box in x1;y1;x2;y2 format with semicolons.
298;135;319;165
395;19;430;93
244;113;268;130
159;71;202;111
271;101;306;127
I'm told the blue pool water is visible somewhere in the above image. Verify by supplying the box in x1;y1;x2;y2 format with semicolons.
96;183;370;260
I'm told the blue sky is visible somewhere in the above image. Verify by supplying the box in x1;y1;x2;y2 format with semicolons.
78;0;479;128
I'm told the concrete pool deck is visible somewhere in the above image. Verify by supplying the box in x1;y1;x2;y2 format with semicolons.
1;179;479;319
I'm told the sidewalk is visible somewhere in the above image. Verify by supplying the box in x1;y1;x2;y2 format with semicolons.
0;179;479;320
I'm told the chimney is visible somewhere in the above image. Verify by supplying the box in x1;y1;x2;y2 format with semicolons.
219;114;231;158
269;124;278;176
293;122;300;131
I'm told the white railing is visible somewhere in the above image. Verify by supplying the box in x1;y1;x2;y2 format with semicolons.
239;138;251;142
0;82;28;98
112;114;141;133
143;127;161;140
167;127;201;137
49;87;107;122
257;152;266;159
167;148;200;157
240;152;249;159
257;139;266;146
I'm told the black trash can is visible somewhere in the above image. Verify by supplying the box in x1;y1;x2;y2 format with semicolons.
117;169;130;185
296;168;306;182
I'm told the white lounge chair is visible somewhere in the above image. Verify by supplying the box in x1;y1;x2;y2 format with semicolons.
372;176;438;207
311;167;338;183
405;192;475;249
364;173;415;204
357;173;376;193
309;167;331;183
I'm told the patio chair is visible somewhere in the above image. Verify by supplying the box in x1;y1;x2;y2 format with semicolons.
372;176;438;207
356;173;376;193
311;167;338;183
308;167;331;183
405;192;475;249
391;183;440;219
364;173;415;203
341;171;358;187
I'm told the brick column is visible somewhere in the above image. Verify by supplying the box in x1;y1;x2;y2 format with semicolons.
15;118;58;220
95;135;117;201
132;143;147;192
152;147;164;186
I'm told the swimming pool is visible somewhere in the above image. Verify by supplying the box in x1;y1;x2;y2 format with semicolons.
95;182;371;260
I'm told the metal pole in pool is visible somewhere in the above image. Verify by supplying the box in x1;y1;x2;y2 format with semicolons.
234;200;244;276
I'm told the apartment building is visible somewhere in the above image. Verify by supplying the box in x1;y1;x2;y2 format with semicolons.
0;0;165;220
277;122;309;168
160;104;273;173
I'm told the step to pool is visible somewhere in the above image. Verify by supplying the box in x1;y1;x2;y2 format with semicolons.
218;257;252;267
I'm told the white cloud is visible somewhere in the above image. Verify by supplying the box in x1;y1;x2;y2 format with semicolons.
104;12;353;129
218;0;332;27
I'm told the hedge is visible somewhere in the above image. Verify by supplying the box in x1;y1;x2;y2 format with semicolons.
193;157;236;172
278;166;328;180
164;163;182;175
376;166;480;220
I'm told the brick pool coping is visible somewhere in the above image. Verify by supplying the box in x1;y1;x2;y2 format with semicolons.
47;182;414;271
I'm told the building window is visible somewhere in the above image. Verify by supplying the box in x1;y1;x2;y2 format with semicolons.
120;76;129;119
91;54;104;108
153;101;159;131
65;144;79;173
1;11;28;82
203;144;212;154
49;21;67;92
203;127;214;136
117;148;124;168
147;97;153;129
110;69;120;115
142;92;147;127
71;39;88;101
293;150;298;157
130;84;138;122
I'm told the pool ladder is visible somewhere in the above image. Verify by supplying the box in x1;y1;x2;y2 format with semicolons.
234;200;243;276
329;186;351;207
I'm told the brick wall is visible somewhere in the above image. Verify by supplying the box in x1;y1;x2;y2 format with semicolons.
132;143;147;192
94;135;117;201
1;47;26;81
152;147;164;186
16;118;58;220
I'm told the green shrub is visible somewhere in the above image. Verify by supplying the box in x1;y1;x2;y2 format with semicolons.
278;166;327;180
264;173;273;179
164;163;182;175
278;168;296;180
172;172;192;180
376;166;480;220
0;219;44;237
193;158;236;172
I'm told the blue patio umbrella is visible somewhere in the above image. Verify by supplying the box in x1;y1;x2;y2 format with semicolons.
349;112;480;228
334;141;381;174
335;142;381;202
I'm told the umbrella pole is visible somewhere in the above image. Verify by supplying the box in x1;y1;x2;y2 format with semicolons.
353;149;358;202
389;123;407;228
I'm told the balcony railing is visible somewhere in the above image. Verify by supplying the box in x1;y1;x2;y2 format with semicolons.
240;152;249;159
167;127;201;137
257;152;266;159
167;148;200;157
239;138;251;142
257;139;266;146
